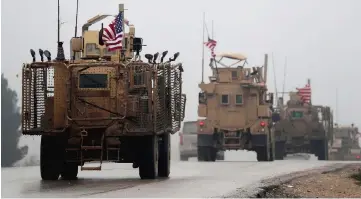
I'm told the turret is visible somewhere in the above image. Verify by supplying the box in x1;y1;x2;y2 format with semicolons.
69;4;144;62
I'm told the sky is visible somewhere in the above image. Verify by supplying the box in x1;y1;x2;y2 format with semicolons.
2;0;361;160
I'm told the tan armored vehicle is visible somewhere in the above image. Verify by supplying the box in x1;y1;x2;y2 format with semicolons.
274;92;332;160
21;5;186;180
197;53;276;162
329;124;361;161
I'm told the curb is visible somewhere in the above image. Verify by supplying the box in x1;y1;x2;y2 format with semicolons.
220;163;351;198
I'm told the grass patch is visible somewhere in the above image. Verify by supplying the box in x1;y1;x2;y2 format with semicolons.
350;171;361;186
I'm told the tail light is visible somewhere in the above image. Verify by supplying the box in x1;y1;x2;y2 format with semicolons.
260;121;266;127
199;121;205;126
179;133;183;145
357;155;360;159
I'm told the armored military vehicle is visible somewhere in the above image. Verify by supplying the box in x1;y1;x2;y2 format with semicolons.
329;124;361;161
21;4;186;180
274;91;332;160
197;53;276;162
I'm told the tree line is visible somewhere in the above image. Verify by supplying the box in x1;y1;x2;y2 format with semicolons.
1;74;28;167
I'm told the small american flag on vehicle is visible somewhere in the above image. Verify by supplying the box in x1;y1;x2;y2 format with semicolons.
204;37;217;57
102;12;124;51
296;83;311;103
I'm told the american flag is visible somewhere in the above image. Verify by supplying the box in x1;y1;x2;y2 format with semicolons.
102;12;124;51
204;37;217;57
296;83;311;103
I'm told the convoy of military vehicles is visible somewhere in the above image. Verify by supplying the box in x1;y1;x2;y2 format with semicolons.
20;2;360;181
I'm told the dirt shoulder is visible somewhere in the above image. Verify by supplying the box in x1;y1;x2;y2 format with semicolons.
264;163;361;198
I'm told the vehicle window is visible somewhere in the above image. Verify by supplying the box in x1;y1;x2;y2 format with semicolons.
231;71;238;79
79;74;108;88
291;111;303;118
199;92;207;104
182;123;197;134
103;48;116;56
235;94;243;104
86;43;100;55
221;94;229;104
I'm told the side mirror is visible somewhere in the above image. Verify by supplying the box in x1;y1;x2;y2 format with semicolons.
173;52;180;60
39;49;44;62
153;52;159;63
44;50;52;62
30;49;36;62
145;54;153;63
161;51;168;63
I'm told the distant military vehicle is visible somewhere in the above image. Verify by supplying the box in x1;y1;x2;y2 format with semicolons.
197;53;276;162
179;121;224;161
21;4;186;180
329;124;361;161
274;90;333;160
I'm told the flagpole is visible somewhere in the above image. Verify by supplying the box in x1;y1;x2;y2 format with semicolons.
307;78;311;104
211;20;214;39
201;12;205;83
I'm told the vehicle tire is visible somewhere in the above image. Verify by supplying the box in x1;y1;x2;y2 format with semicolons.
197;147;204;161
158;133;171;177
61;163;78;180
40;135;64;180
209;147;217;162
313;139;328;160
139;135;158;179
255;146;271;161
275;141;286;160
216;153;225;160
199;147;216;162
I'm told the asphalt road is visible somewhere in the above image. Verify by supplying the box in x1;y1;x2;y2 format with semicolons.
1;157;350;198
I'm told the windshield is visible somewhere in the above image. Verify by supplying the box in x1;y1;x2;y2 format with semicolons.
291;111;303;118
182;122;197;134
79;74;108;89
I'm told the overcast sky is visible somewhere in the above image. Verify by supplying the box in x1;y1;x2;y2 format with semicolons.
2;0;361;159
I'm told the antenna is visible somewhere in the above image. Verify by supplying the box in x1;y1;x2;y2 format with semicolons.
201;12;205;83
57;0;60;43
271;53;278;107
211;20;214;39
72;0;79;61
336;88;338;124
281;56;287;100
55;0;65;61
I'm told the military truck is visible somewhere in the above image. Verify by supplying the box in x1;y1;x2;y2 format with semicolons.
274;92;332;160
21;5;186;180
197;53;276;162
329;124;361;161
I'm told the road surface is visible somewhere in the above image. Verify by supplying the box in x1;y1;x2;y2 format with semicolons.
1;158;351;198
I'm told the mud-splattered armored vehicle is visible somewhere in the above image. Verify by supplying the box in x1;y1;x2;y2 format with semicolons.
197;53;276;162
329;124;361;161
21;5;186;180
274;91;332;160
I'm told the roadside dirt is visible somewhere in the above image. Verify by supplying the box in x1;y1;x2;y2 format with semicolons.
264;163;361;198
